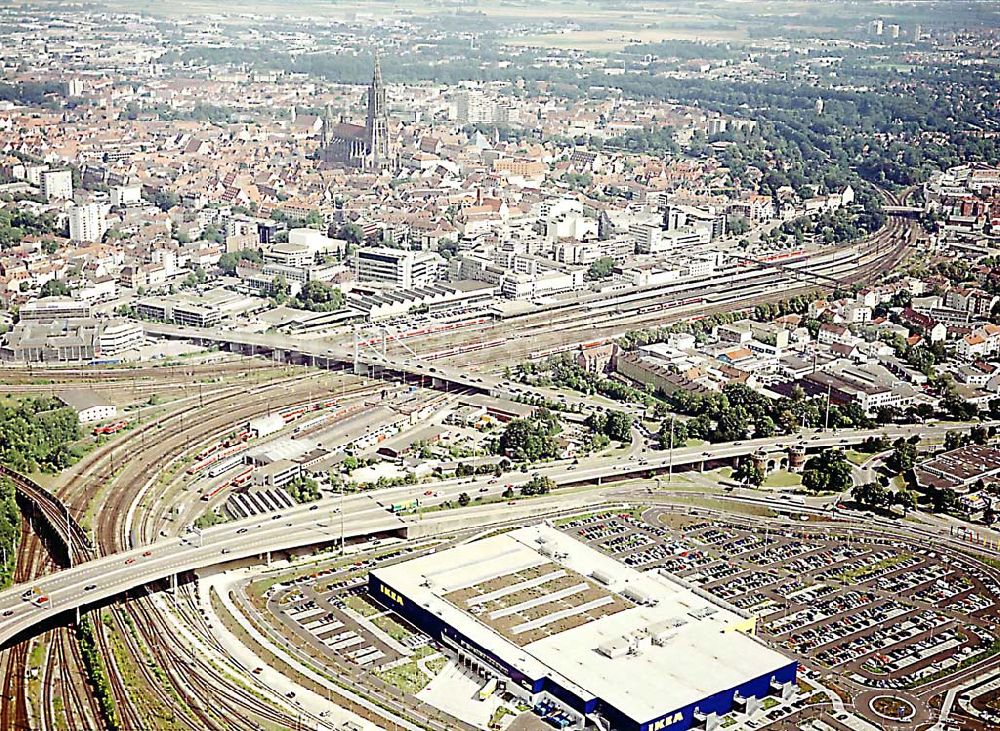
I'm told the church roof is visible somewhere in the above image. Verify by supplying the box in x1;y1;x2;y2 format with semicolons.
327;122;366;140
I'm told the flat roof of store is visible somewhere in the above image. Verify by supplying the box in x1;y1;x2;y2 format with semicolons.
372;524;793;725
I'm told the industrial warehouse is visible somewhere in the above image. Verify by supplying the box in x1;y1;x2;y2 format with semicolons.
369;524;798;731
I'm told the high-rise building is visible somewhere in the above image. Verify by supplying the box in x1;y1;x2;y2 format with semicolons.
869;18;884;36
318;56;393;171
455;91;494;124
41;170;73;201
68;203;105;242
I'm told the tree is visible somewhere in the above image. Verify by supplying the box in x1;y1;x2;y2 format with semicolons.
497;417;560;462
338;223;364;245
151;189;179;212
929;486;957;514
801;449;853;493
272;274;289;304
733;459;765;488
886;437;918;474
586;257;616;281
893;489;917;515
457;492;471;507
657;418;688;449
851;482;889;510
521;475;555;496
944;431;967;451
217;249;262;275
603;411;633;442
39;279;70;297
290;280;345;312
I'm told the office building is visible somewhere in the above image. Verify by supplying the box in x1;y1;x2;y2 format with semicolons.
354;247;442;289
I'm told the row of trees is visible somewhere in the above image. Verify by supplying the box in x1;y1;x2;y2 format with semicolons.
0;479;19;589
666;382;873;444
851;482;917;514
77;617;121;730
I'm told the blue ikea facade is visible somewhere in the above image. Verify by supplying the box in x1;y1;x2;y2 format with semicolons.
369;573;797;731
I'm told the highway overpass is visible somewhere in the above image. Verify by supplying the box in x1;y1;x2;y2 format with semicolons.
0;423;976;647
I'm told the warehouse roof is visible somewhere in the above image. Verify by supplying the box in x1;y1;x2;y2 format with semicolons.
372;525;793;725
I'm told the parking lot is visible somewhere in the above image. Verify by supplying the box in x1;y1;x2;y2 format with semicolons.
556;507;1000;727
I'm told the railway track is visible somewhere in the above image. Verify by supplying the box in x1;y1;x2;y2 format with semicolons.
0;358;278;385
41;627;103;731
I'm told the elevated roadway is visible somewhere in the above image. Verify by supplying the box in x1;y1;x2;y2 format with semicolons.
0;465;94;564
0;422;977;648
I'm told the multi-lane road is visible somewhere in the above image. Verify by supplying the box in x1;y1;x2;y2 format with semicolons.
0;421;977;648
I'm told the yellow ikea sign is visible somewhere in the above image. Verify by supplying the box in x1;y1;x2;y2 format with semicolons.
380;584;404;606
649;712;683;730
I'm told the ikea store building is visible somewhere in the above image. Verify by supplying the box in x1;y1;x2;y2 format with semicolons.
369;524;797;731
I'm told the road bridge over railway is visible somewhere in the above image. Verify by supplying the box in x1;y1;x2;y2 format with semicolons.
0;423;981;649
144;323;494;392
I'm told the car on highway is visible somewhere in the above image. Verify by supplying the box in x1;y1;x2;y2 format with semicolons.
85;584;96;591
478;487;489;492
221;548;231;554
2;610;13;617
309;504;319;511
236;528;248;534
125;558;136;565
142;550;152;557
424;490;434;496
272;514;282;520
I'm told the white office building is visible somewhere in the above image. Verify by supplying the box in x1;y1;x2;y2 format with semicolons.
354;248;442;289
41;170;73;201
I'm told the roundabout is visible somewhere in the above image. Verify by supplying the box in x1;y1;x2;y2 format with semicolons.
870;694;917;723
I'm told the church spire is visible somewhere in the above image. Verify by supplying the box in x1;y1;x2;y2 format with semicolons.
365;51;390;171
372;50;383;89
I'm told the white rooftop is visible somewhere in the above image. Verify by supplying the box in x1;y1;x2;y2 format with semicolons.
372;524;793;725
